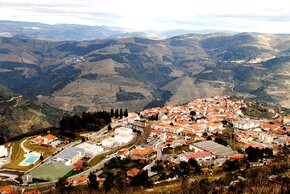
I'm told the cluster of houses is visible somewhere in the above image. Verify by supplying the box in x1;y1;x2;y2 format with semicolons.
29;134;58;147
20;96;290;185
116;96;290;172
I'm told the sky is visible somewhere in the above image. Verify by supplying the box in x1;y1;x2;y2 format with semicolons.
0;0;290;33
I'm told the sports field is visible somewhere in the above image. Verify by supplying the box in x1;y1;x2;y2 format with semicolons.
29;162;73;181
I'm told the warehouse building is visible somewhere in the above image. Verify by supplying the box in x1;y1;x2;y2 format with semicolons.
53;147;85;166
190;141;237;158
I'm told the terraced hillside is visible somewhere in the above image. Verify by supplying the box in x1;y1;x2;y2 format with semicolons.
0;33;290;111
0;89;63;138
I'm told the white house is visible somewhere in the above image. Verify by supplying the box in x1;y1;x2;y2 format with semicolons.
259;133;274;144
233;120;259;130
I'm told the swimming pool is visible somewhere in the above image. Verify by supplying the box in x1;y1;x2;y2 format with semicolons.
19;152;40;166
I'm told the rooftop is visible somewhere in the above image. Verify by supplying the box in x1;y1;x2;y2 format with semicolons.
192;141;237;157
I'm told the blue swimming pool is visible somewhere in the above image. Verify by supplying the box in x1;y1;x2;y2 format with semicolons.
20;153;40;166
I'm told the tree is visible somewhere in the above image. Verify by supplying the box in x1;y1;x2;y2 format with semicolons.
223;160;240;171
159;172;167;181
214;137;228;146
263;147;273;158
88;172;99;190
246;146;263;162
151;163;164;173
115;109;119;118
190;111;196;117
108;125;112;131
177;161;191;178
120;108;123;119
111;109;114;118
59;114;81;131
206;136;212;141
103;172;115;192
124;109;128;117
114;171;126;190
131;170;151;187
188;158;201;174
55;176;70;194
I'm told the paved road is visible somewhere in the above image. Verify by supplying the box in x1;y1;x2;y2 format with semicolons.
0;95;22;104
143;133;165;177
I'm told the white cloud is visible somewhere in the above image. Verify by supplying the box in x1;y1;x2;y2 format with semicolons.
0;0;290;33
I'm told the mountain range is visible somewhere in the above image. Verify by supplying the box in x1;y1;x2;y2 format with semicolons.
0;31;290;113
0;20;239;41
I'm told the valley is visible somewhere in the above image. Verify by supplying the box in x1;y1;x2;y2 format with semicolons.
0;33;290;114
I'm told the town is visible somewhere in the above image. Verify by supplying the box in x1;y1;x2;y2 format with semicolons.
0;96;290;193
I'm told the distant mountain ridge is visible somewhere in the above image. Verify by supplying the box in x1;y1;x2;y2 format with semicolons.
0;32;290;112
0;20;161;41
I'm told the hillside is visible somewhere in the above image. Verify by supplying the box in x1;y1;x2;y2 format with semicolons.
0;89;64;139
0;33;290;112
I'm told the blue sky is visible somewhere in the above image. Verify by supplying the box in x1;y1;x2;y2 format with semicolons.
0;0;290;33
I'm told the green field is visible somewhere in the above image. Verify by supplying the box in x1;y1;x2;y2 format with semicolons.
29;162;73;181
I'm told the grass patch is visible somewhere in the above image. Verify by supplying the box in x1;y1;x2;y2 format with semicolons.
150;174;160;182
4;139;30;171
109;168;122;175
223;128;234;134
87;151;112;167
174;145;190;153
162;147;174;154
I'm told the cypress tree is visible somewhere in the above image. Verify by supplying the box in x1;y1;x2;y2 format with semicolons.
115;109;119;118
111;109;114;118
124;109;128;117
120;108;123;119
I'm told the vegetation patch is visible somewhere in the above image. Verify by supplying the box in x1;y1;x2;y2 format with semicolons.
116;89;145;102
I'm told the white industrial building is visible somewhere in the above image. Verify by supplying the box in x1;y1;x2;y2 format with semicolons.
115;127;133;135
0;145;8;158
75;142;104;156
101;127;135;148
53;147;85;166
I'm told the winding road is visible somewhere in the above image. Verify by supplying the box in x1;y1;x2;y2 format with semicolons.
0;95;23;104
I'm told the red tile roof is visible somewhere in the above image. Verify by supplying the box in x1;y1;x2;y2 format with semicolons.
0;186;16;194
24;190;41;194
182;151;214;160
127;168;140;177
44;134;57;140
230;154;245;160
